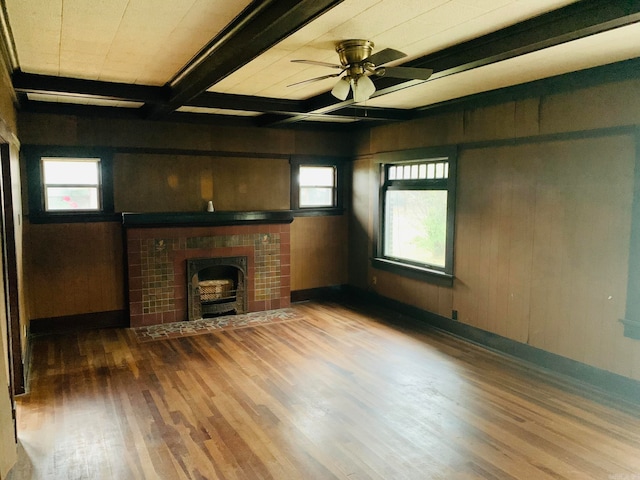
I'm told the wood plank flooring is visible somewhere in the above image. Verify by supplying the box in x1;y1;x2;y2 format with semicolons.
9;300;640;479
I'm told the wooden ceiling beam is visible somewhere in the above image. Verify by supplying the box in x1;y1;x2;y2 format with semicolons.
147;0;345;117
12;71;169;104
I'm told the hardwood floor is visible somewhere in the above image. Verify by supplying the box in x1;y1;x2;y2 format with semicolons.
9;300;640;479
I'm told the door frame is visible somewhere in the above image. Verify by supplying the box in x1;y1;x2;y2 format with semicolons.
0;141;23;402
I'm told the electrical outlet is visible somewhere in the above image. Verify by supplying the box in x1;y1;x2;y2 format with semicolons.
452;310;458;320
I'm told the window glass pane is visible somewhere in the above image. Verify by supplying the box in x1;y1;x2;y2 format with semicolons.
42;158;99;185
410;164;419;179
444;162;449;179
435;162;444;179
384;189;447;268
45;187;99;211
300;187;333;207
403;165;411;179
427;163;435;179
300;166;334;187
388;166;396;180
418;164;427;179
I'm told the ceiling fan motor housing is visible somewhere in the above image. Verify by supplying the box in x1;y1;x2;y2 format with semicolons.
336;39;374;66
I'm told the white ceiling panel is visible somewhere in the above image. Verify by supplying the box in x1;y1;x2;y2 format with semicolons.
27;92;143;108
6;0;253;85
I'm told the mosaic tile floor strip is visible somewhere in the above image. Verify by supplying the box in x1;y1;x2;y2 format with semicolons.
133;308;303;342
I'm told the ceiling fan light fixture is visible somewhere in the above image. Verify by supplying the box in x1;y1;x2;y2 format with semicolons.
290;39;431;103
331;77;351;100
352;74;376;102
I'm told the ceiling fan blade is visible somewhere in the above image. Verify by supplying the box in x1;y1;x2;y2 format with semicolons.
376;66;433;80
291;59;343;69
287;73;342;87
363;48;406;66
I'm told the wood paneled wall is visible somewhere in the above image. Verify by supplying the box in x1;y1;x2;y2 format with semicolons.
24;221;125;319
291;215;349;291
351;78;640;380
455;137;634;376
114;154;289;212
19;114;352;321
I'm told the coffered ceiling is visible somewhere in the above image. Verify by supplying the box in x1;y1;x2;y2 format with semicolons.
2;0;640;128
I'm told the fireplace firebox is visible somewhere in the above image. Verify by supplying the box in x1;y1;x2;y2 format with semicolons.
187;256;247;321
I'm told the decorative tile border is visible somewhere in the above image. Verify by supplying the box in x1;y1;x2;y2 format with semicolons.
133;308;303;342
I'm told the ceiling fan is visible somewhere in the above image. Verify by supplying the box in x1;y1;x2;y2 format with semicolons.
289;39;433;102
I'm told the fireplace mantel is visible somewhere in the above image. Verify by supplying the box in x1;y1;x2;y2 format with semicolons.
122;210;293;228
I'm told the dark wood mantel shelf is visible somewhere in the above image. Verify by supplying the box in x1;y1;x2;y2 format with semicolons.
121;210;294;228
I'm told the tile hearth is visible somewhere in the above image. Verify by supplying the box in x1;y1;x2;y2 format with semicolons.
133;308;303;342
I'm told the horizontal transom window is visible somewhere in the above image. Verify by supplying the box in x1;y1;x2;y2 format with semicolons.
387;161;449;181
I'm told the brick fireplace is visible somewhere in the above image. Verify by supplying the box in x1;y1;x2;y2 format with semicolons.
123;211;292;327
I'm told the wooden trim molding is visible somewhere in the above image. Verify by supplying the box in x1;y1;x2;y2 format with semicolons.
620;318;640;340
121;210;294;228
291;285;346;303
621;132;640;340
29;310;128;335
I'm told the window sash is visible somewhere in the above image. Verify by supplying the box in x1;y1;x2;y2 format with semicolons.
300;186;335;207
382;188;448;269
44;186;101;211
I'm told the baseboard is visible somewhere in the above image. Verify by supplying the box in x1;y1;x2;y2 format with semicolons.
29;310;128;335
291;285;348;303
343;286;640;406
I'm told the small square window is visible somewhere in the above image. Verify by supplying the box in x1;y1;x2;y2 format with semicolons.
290;156;344;215
299;166;336;208
25;146;114;222
42;158;101;211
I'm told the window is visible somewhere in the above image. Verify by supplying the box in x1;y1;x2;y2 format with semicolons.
25;146;115;222
374;147;457;284
42;157;101;211
299;165;336;207
290;156;344;215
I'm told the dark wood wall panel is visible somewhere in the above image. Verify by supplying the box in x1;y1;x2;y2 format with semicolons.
114;154;290;213
25;221;125;320
455;137;634;376
351;78;640;381
291;215;348;291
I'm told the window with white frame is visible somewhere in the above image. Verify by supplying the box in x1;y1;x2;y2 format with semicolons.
374;147;457;282
25;146;114;222
299;165;336;207
290;156;344;215
41;157;102;211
